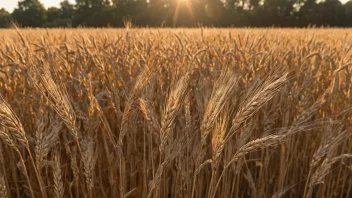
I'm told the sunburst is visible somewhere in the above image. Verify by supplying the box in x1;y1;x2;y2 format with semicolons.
172;0;195;26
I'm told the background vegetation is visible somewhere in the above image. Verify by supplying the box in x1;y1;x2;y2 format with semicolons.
1;0;352;28
0;28;351;197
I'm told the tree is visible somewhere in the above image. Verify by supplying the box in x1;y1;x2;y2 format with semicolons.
317;0;344;26
298;0;320;26
0;8;11;28
73;0;111;26
73;0;90;26
344;0;352;26
60;0;75;19
12;0;46;27
46;7;61;22
44;6;72;27
1;0;351;28
257;0;296;26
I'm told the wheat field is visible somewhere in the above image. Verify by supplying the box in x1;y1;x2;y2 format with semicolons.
0;28;351;198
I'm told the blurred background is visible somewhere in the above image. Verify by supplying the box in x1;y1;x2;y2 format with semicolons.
0;0;352;28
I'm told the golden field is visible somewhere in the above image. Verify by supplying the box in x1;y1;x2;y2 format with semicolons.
0;28;351;198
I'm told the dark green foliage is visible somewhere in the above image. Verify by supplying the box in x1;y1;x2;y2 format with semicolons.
1;0;352;27
11;0;46;27
0;8;11;28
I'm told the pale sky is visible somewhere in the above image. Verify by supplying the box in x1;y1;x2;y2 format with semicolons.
0;0;350;12
0;0;75;12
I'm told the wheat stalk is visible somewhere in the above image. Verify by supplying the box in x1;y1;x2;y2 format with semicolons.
30;62;81;144
53;151;64;198
0;94;46;198
201;68;238;146
0;173;8;198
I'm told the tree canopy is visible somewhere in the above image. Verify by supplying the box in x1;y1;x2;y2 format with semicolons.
1;0;352;27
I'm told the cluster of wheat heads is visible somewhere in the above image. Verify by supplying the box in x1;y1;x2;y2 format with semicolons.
0;28;351;198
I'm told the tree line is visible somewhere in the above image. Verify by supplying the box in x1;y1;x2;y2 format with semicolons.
0;0;352;28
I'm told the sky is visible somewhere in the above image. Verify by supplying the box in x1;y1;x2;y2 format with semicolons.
0;0;75;12
0;0;350;12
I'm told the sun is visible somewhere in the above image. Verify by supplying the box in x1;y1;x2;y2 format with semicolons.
172;0;195;26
